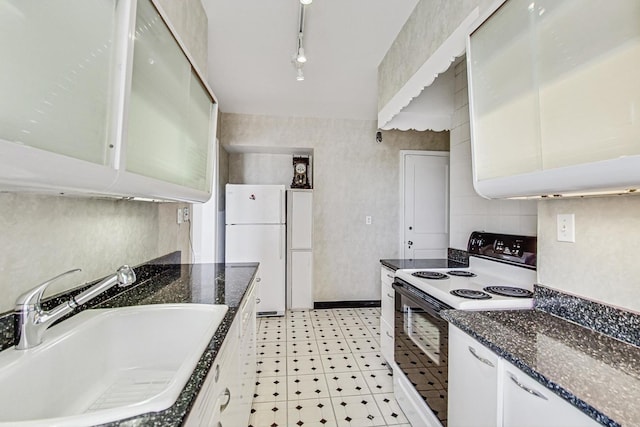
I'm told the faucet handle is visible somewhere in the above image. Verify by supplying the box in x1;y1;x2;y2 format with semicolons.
15;269;82;309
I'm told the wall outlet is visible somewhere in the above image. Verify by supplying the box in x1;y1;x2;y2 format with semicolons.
177;208;184;224
183;207;190;222
365;216;372;225
557;213;575;242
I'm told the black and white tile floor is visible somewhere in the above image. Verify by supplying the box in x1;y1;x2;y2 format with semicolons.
249;307;410;427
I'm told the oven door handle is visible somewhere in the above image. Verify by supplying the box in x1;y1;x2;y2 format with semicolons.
392;282;450;319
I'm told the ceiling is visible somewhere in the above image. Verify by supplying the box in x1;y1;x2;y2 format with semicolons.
203;0;419;121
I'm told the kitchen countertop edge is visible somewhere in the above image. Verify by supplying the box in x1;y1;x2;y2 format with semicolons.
441;310;622;427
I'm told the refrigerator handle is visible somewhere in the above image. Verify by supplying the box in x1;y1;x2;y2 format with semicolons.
280;188;285;223
280;228;284;260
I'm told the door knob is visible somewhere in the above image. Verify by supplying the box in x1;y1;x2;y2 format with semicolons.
408;241;413;245
409;226;413;230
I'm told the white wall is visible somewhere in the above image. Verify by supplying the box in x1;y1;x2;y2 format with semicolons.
221;113;449;302
538;196;640;313
449;58;537;249
0;194;191;313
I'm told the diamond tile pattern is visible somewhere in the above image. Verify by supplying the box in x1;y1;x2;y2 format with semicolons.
248;308;410;427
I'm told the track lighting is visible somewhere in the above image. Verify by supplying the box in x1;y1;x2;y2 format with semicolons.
296;46;306;64
292;3;309;80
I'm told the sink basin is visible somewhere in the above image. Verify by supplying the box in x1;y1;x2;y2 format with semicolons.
0;303;228;426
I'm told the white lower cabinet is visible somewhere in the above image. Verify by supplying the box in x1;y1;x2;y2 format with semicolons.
185;281;257;427
448;325;500;427
502;360;600;427
448;325;600;427
380;266;395;366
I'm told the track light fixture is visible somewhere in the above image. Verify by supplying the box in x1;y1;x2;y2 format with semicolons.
292;2;309;80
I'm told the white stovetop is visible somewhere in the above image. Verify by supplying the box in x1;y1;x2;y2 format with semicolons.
394;256;537;310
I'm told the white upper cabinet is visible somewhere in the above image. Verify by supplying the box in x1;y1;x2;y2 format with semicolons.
0;0;217;202
468;0;640;198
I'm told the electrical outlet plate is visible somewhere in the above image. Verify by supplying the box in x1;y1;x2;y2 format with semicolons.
557;213;575;242
365;216;372;225
183;207;190;222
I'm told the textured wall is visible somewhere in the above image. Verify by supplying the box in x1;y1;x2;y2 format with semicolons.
220;113;449;302
378;0;494;113
154;0;208;72
537;196;640;313
229;153;295;186
449;58;537;249
0;194;191;313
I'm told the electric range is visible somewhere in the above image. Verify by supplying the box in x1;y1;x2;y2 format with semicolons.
391;231;537;427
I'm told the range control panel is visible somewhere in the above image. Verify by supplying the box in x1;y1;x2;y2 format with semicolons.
468;231;537;268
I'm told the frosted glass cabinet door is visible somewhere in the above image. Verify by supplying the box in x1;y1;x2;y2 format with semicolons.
536;0;640;170
0;0;120;165
468;0;541;181
126;0;213;192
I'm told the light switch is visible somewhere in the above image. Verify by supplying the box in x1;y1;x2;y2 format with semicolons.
557;214;575;242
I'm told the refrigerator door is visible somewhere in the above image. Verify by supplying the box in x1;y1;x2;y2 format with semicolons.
225;224;285;316
226;184;285;225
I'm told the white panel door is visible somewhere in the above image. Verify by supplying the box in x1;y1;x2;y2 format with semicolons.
290;251;313;309
225;224;285;315
226;184;285;225
290;190;313;249
402;153;449;259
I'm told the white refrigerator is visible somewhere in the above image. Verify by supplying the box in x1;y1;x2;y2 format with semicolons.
225;184;286;316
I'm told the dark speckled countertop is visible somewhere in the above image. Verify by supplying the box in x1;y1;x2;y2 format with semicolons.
442;308;640;426
0;254;258;427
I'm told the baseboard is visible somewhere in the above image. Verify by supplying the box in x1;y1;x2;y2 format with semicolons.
314;300;381;309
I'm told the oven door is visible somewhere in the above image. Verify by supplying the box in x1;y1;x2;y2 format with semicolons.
393;279;451;426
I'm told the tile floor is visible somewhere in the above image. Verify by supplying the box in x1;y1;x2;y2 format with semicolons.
248;307;410;427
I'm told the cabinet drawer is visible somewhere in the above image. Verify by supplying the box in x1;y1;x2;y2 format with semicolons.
380;266;395;327
380;318;394;365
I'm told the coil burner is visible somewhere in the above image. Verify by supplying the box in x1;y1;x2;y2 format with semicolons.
450;289;491;300
484;286;533;298
411;271;449;280
447;270;477;277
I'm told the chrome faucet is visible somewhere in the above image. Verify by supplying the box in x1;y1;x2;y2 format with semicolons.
14;265;136;350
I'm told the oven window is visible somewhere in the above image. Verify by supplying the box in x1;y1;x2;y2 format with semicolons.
395;294;449;426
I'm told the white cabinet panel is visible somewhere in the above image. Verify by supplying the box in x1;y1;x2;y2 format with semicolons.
448;325;500;427
289;190;313;249
287;189;313;310
290;251;313;309
380;266;395;366
502;360;600;427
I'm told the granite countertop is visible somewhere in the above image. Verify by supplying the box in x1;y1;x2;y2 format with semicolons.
0;255;259;427
380;258;467;271
442;309;640;427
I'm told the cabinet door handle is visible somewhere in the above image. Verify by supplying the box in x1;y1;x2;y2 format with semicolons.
468;346;495;368
256;277;261;282
219;387;232;411
385;331;393;338
256;298;261;304
508;373;548;400
386;274;394;279
386;293;394;298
